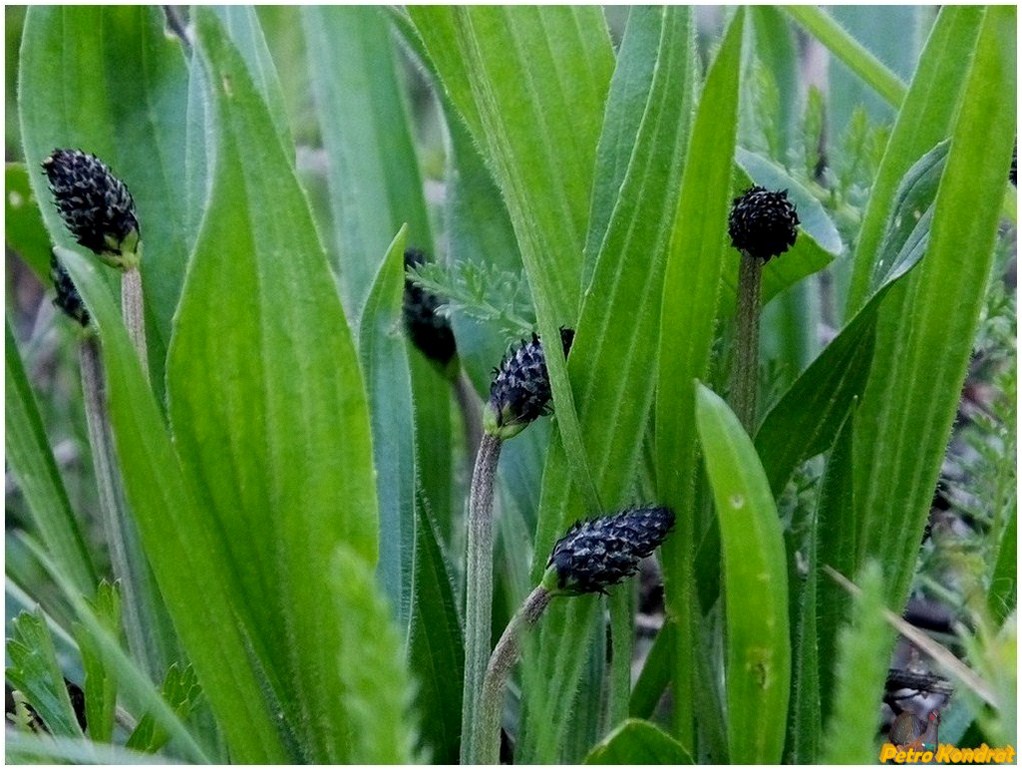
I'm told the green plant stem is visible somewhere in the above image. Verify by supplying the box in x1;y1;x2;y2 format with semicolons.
121;267;148;383
461;431;503;764
782;6;906;107
732;252;762;432
80;336;173;681
454;369;483;467
476;585;552;765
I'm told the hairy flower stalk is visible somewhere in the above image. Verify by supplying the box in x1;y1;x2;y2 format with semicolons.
473;507;675;764
727;186;798;430
43;149;148;380
461;329;574;764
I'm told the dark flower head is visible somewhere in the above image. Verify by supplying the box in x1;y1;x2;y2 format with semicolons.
728;185;799;262
49;253;90;328
483;327;575;440
403;248;458;370
42;149;140;268
544;506;675;595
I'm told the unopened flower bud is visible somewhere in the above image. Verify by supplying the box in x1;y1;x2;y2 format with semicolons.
403;248;457;370
483;327;575;440
543;506;674;595
49;254;90;327
728;186;799;262
42;149;140;269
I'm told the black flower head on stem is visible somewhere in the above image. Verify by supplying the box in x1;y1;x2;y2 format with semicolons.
403;247;458;369
483;327;575;440
42;149;140;268
728;185;799;263
49;253;90;328
544;506;675;595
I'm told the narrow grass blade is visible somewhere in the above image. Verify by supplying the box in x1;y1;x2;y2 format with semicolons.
359;226;416;629
407;490;464;763
18;7;191;394
408;6;614;509
4;732;179;765
852;6;1016;610
655;9;744;751
629;620;674;720
518;7;698;760
695;383;790;764
844;6;984;316
5;317;97;595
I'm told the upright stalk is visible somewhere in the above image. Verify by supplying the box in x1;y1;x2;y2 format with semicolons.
732;251;762;432
475;586;552;765
461;432;503;764
80;336;174;680
121;267;148;382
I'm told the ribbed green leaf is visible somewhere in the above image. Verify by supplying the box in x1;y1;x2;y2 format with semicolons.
5;163;50;280
852;6;1016;610
845;6;984;316
5;317;96;596
303;6;433;321
695;384;790;764
407;490;464;763
654;9;744;751
584;718;693;764
408;6;614;507
58;247;289;763
165;10;379;762
517;7;697;760
359;226;416;628
18;7;191;393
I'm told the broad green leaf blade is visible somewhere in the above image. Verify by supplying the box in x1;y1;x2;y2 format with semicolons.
59;247;289;763
332;545;417;765
212;6;292;154
6;611;83;737
519;7;697;761
696;384;790;764
71;582;121;743
303;6;433;322
409;6;614;507
584;718;693;764
5;163;51;280
756;139;946;497
819;563;890;764
407;492;465;763
747;7;799;153
844;6;984;316
852;6;1016;610
359;226;416;629
654;9;744;750
166;10;380;762
5;317;96;595
19;7;191;393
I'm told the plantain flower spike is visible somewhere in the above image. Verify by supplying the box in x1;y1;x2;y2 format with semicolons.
543;506;674;595
49;253;90;328
484;327;575;440
403;247;458;372
42;149;140;270
727;185;799;263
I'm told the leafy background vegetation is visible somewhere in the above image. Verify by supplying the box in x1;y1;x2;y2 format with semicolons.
4;5;1016;764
